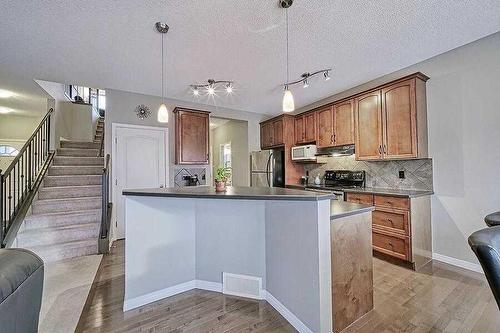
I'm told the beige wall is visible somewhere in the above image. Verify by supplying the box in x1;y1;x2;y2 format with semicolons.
297;32;500;267
210;119;249;186
0;114;41;140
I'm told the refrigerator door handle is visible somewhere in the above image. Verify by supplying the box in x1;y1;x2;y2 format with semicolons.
266;153;273;187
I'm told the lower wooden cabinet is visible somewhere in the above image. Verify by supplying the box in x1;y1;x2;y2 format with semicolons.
345;192;431;270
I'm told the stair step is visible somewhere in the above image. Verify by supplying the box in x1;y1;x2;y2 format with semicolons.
24;239;99;263
48;165;102;176
57;148;100;157
60;141;100;149
17;222;100;247
32;196;101;214
53;156;103;166
38;185;102;199
24;209;101;229
44;175;101;187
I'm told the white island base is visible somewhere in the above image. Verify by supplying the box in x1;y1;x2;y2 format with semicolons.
123;187;373;333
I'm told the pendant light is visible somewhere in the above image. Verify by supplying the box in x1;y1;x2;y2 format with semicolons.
156;22;169;123
282;2;294;113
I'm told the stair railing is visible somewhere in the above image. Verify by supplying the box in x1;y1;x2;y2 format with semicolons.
98;124;105;157
1;108;54;247
98;153;112;253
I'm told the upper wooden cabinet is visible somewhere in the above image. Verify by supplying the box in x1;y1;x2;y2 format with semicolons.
354;73;429;161
174;108;210;165
295;111;316;144
333;99;355;146
260;116;289;149
317;106;334;148
354;91;383;160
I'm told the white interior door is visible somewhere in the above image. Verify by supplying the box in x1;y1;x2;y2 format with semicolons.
114;125;168;239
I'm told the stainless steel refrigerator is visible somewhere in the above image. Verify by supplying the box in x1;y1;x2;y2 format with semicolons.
250;148;285;187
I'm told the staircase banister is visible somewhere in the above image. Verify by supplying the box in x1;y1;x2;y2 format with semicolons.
2;108;53;176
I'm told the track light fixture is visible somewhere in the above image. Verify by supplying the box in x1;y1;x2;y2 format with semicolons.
190;79;234;97
283;69;332;90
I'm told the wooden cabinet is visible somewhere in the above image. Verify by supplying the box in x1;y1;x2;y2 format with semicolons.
261;117;285;149
345;192;431;270
333;99;355;146
174;108;210;165
295;111;316;144
316;106;334;148
354;91;383;160
354;74;429;161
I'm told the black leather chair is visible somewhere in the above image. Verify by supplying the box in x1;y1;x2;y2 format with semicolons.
468;226;500;309
0;248;44;333
485;211;500;227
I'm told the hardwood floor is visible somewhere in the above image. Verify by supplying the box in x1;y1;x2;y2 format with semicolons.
76;240;499;333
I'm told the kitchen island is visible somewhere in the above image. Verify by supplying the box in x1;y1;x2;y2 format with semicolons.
122;186;374;333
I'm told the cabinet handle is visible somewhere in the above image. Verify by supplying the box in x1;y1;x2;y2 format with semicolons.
383;145;387;154
333;133;336;143
378;145;382;154
331;134;334;143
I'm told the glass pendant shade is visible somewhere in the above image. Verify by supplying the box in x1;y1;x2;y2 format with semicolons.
157;103;169;123
282;89;295;112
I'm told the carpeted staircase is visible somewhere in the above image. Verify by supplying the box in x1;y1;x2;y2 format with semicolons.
16;118;105;262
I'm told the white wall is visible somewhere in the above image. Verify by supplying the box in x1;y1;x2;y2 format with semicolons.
105;89;264;189
298;32;500;266
210;119;249;186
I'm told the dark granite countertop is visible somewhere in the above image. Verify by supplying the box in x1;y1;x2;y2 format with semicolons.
123;186;334;201
342;187;433;198
286;184;433;198
330;201;374;220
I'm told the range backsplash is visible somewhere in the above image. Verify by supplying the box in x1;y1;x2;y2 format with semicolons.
173;167;208;187
304;155;433;191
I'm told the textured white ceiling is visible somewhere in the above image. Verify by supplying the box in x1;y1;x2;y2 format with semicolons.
1;0;499;116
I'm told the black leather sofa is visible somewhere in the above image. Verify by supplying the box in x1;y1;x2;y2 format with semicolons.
0;248;44;333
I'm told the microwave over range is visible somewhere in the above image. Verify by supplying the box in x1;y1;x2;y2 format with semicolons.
291;144;317;161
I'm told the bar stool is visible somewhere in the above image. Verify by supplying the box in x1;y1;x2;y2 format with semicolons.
485;211;500;227
468;226;500;309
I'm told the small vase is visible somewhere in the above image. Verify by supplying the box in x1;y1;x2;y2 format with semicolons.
215;181;226;192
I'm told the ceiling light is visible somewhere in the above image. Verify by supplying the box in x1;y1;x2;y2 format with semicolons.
303;79;309;88
0;107;12;114
282;86;294;113
225;83;233;94
324;71;331;81
156;21;169;123
207;85;215;96
0;89;14;98
193;87;199;96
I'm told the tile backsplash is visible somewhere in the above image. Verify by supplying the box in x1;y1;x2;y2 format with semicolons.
304;155;433;191
173;167;208;187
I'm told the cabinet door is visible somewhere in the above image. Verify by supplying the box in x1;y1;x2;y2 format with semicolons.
333;99;354;146
317;106;334;148
382;79;417;159
260;122;272;149
304;112;316;142
295;116;305;144
176;110;209;164
273;119;284;146
355;91;383;160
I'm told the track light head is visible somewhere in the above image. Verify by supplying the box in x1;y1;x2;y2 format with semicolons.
193;87;199;96
324;71;331;81
303;79;309;88
225;82;233;94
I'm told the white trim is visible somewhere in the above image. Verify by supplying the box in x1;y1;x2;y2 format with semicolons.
222;272;264;300
111;122;169;240
122;281;314;333
123;280;195;311
195;280;222;292
432;253;483;274
265;292;314;333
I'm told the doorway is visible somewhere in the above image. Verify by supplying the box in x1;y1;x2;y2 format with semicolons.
112;123;169;239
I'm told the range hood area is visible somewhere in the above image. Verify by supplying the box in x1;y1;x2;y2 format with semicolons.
316;144;355;157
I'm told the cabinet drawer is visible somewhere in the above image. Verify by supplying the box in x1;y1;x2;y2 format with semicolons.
345;193;373;205
374;195;409;210
372;230;410;261
373;209;409;236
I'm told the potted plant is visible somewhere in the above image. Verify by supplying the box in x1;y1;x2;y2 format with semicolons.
214;167;229;192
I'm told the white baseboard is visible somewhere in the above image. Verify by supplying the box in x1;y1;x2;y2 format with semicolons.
265;292;313;333
123;280;195;311
432;253;483;274
195;280;222;292
123;280;313;333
